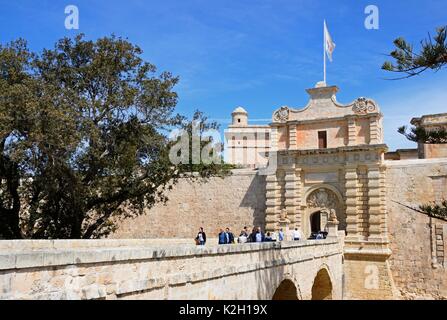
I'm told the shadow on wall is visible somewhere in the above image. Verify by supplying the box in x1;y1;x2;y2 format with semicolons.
253;249;289;299
240;174;267;230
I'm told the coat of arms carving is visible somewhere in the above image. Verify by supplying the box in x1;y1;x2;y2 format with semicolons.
273;106;290;122
352;97;377;115
307;188;337;209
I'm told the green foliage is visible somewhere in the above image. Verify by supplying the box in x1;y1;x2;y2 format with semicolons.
420;200;447;222
0;35;230;239
398;125;447;144
383;26;447;78
177;110;235;179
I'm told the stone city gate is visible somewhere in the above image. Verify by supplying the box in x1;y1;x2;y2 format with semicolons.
264;84;394;299
0;239;343;300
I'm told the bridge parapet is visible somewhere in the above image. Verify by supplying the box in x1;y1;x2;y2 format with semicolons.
0;239;343;300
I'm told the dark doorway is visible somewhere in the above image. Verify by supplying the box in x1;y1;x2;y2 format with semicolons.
310;212;321;233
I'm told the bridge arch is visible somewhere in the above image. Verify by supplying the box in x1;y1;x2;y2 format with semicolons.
311;265;334;300
272;275;302;300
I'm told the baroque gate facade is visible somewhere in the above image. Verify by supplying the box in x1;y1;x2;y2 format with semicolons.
263;83;395;299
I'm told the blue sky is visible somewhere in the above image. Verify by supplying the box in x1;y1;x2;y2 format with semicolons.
0;0;446;150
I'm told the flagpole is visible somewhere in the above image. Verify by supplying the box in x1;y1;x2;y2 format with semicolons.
323;20;326;85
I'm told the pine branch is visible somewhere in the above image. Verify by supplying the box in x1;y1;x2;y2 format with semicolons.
393;200;447;222
383;26;447;79
398;125;447;144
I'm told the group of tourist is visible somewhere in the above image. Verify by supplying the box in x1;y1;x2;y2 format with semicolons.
194;226;305;246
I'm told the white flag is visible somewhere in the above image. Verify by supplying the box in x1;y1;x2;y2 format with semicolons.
324;21;336;62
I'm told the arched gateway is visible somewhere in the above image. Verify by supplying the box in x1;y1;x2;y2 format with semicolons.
305;187;345;238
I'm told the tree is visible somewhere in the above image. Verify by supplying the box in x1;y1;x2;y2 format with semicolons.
383;26;447;221
382;26;447;79
419;201;447;222
0;39;36;239
398;125;447;144
0;35;230;239
177;110;234;179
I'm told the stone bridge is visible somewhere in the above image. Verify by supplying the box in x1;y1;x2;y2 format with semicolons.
0;238;343;300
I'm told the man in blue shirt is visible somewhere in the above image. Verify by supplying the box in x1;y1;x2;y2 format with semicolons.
218;229;227;244
278;228;285;241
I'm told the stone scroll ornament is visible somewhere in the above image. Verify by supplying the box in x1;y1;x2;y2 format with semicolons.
273;106;290;122
352;97;377;115
307;188;337;209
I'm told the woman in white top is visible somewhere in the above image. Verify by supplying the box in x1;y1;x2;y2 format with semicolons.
292;228;302;241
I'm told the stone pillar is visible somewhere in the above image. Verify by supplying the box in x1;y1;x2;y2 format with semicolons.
284;165;301;229
254;132;258;166
265;174;281;232
345;166;359;241
289;125;297;150
379;165;388;238
326;220;339;239
347;117;356;146
369;116;380;144
295;168;303;230
367;166;382;240
270;126;278;151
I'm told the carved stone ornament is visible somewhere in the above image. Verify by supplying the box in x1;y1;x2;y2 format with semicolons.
307;188;337;209
352;97;377;115
273;106;290;122
279;208;290;222
329;209;338;223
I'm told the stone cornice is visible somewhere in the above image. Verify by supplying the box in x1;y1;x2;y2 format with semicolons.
269;112;383;127
278;144;388;156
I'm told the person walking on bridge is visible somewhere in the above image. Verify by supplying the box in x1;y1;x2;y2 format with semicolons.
225;228;235;244
292;228;302;241
195;227;206;246
218;228;227;245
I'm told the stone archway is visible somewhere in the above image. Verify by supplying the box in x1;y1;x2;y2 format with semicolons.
311;268;333;300
304;186;345;238
272;279;299;300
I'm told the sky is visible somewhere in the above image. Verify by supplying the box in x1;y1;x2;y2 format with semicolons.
0;0;446;150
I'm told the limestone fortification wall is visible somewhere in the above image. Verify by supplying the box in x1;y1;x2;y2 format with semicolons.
111;159;447;300
385;159;447;299
111;169;266;240
0;239;342;300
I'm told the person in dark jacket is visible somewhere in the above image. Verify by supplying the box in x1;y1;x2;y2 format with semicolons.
218;229;227;245
248;227;256;243
195;227;206;245
250;226;265;243
225;228;235;244
265;232;275;242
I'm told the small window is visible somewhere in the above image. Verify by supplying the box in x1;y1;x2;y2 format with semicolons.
318;131;327;149
266;132;270;140
238;118;241;123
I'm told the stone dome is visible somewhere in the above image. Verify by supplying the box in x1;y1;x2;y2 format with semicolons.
232;106;248;114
